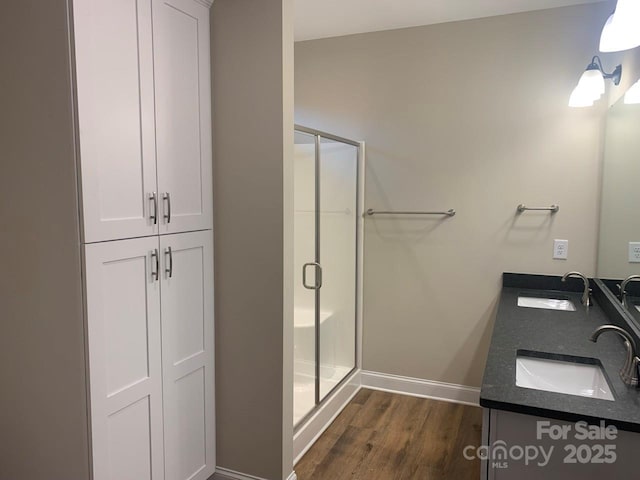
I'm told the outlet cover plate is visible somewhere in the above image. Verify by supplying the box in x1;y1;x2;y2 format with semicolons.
629;242;640;263
554;239;569;260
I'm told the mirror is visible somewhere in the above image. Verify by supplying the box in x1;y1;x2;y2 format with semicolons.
597;90;640;323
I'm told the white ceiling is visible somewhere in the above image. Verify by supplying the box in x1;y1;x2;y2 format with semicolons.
294;0;605;41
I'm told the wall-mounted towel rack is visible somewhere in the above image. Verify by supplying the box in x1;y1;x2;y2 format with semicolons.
517;204;559;214
366;208;456;217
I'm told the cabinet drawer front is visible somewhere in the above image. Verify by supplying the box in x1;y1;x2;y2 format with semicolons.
85;237;164;480
153;0;213;235
74;0;158;242
160;231;215;480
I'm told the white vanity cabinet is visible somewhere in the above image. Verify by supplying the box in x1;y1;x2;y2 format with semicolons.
74;0;213;243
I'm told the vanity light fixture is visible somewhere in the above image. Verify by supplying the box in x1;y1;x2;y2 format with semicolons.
568;56;622;108
624;78;640;104
600;0;640;52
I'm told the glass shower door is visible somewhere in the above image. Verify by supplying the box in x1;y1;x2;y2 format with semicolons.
318;137;358;401
293;127;359;427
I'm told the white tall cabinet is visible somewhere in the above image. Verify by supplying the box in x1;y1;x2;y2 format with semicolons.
74;0;213;243
73;1;215;479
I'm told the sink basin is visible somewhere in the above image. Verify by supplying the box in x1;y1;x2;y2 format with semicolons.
516;353;614;401
517;296;576;311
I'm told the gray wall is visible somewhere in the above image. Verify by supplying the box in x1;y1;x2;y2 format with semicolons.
295;2;614;387
211;0;294;478
0;1;90;479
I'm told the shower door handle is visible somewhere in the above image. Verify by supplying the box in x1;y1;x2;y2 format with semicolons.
303;262;322;290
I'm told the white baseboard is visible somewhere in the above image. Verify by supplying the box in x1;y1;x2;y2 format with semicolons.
213;467;266;480
293;369;362;464
360;370;480;406
213;468;297;480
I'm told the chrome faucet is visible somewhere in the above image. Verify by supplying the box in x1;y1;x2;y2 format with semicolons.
561;271;591;307
618;275;640;309
590;325;639;388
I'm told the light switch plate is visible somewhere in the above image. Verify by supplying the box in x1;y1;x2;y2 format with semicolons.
629;242;640;263
554;239;569;260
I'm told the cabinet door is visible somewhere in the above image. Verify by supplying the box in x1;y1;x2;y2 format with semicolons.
153;0;213;235
160;231;215;480
84;237;164;480
74;0;158;243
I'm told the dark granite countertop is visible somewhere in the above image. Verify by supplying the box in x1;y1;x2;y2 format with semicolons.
480;273;640;433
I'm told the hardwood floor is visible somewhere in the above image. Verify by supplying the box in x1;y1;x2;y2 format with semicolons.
295;389;483;480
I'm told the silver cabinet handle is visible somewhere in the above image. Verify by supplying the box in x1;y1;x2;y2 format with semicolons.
151;249;159;281
165;246;173;278
149;192;158;224
163;192;171;224
302;262;322;290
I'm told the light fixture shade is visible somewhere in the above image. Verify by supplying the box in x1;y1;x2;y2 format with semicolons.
568;56;623;107
580;68;606;96
575;68;605;96
600;1;640;52
568;68;605;107
624;79;640;104
568;84;595;107
600;14;618;51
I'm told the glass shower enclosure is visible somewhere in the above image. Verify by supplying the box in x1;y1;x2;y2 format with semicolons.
293;126;360;427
